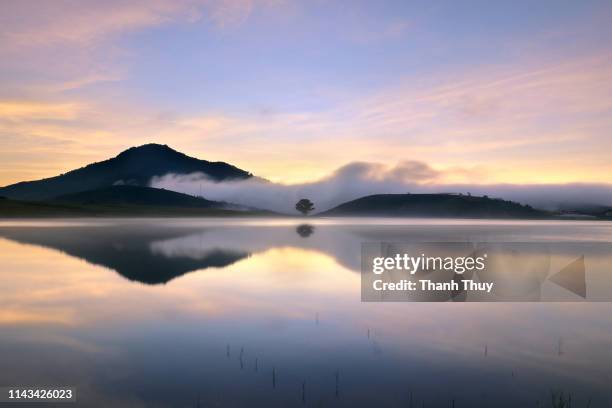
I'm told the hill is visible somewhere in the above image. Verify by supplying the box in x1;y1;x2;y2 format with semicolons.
0;196;272;218
319;193;549;219
0;143;252;201
53;185;223;208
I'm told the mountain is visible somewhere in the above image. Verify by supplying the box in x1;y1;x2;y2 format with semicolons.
0;143;252;200
53;185;222;208
320;193;549;219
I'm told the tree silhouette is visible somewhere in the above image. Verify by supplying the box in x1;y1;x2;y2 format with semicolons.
295;198;315;215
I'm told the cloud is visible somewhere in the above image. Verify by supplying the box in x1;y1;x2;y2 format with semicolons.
0;101;81;120
40;73;124;93
0;0;287;95
151;162;612;213
151;160;441;213
0;1;188;52
0;0;288;52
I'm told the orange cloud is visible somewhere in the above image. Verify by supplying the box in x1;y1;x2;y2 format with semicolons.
0;101;81;120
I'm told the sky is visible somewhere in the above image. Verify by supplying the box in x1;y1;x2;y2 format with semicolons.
1;0;612;187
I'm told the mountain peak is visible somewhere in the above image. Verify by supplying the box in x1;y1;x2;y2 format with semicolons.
116;143;179;158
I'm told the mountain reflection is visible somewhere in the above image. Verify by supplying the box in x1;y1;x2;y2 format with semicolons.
0;225;249;284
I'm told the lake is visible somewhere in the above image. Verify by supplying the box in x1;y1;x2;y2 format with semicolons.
0;218;611;407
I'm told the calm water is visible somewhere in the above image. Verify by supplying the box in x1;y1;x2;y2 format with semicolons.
0;218;611;407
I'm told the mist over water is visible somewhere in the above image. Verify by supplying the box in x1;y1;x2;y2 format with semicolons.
150;161;612;213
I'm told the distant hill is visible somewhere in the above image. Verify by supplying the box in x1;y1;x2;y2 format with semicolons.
320;193;549;219
0;143;252;200
54;185;223;208
0;196;273;218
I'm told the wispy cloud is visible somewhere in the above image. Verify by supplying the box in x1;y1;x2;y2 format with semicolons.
0;0;287;94
0;1;183;53
0;101;82;120
0;0;289;52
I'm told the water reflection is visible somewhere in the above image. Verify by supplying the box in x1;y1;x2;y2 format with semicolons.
1;222;366;283
296;224;315;238
0;220;610;299
0;218;611;407
0;225;249;284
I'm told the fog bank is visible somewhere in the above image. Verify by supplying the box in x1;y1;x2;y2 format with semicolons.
151;161;612;214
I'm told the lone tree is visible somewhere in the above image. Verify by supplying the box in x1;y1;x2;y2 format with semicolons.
295;198;315;215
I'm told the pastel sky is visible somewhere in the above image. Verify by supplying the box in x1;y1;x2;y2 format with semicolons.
1;0;612;186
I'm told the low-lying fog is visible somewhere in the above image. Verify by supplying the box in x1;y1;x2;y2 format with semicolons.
151;161;612;213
